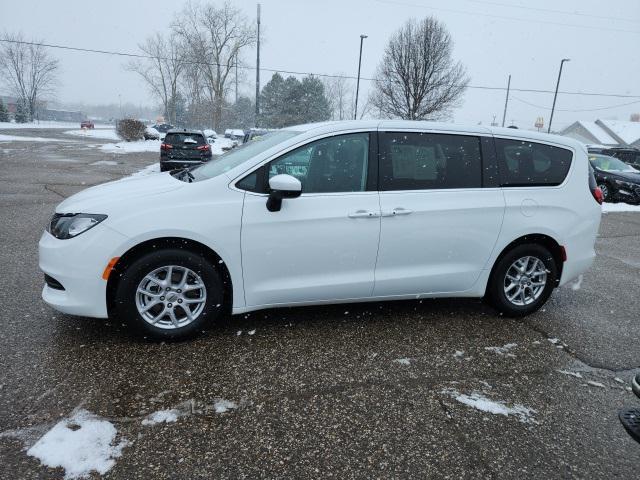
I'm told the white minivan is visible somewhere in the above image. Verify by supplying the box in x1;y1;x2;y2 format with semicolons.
39;121;602;339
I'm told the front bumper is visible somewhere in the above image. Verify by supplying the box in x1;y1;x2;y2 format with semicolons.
39;224;128;318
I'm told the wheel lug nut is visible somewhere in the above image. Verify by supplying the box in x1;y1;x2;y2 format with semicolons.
160;296;165;301
168;303;172;308
177;299;183;304
177;289;182;293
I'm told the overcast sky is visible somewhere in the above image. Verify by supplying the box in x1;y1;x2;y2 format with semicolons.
3;0;639;129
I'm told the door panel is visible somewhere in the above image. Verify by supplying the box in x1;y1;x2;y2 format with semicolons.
373;131;505;296
374;189;504;295
241;193;380;306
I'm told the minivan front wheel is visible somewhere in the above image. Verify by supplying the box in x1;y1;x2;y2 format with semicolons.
487;244;557;317
114;249;223;339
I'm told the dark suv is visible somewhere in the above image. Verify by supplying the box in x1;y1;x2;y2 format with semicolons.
160;130;212;172
600;147;640;170
589;153;640;204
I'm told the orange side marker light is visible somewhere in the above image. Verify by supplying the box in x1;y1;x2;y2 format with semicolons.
102;257;120;280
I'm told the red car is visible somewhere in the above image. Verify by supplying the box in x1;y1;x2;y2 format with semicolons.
80;120;94;129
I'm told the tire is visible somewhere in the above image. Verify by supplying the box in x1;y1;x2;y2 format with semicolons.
113;249;224;340
487;243;557;317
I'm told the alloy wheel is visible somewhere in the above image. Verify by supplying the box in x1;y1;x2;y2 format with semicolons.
135;265;207;329
503;256;547;306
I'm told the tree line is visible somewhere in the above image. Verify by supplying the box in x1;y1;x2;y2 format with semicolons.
1;3;468;129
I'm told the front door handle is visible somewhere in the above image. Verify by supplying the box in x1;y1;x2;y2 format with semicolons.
382;208;413;217
348;210;380;218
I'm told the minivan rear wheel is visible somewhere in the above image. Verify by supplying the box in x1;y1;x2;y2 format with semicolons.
114;249;223;339
487;244;557;317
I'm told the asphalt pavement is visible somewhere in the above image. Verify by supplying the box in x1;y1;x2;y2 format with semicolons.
0;127;639;479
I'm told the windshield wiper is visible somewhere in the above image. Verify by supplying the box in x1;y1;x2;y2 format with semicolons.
172;167;195;183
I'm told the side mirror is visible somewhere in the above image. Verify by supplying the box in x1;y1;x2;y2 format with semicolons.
267;174;302;212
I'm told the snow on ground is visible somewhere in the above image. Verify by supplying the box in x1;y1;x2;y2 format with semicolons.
26;409;128;479
129;163;160;178
0;134;73;143
64;128;119;141
484;343;518;357
141;409;181;426
602;202;640;213
557;370;583;379
0;120;85;130
101;139;161;154
90;160;118;166
213;399;238;413
442;389;537;424
394;358;412;366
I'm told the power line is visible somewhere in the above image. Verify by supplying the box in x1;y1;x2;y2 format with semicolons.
511;95;640;112
454;0;640;25
373;0;640;35
2;38;640;100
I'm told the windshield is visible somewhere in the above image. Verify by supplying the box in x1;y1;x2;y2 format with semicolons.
191;130;302;181
589;154;638;173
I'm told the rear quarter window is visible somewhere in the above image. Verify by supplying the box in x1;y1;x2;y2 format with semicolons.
495;138;572;187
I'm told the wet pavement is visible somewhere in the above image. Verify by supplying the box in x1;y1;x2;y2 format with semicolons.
1;127;639;478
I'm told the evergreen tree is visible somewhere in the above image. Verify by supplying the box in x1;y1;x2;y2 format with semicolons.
260;73;332;128
260;73;286;128
0;99;9;122
14;100;28;123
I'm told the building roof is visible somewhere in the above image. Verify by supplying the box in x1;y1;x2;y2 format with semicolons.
597;120;640;145
576;121;618;144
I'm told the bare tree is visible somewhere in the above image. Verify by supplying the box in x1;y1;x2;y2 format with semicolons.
173;1;256;130
126;32;185;124
371;17;468;120
323;75;352;120
0;32;59;121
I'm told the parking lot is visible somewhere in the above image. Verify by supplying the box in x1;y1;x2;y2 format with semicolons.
1;127;639;478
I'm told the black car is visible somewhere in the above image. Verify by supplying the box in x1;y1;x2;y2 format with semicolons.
600;147;640;170
588;153;640;204
160;130;212;172
153;123;175;134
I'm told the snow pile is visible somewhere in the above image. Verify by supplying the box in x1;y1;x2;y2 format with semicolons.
484;343;518;357
0;134;72;143
394;358;412;366
64;128;119;140
570;275;583;291
602;202;640;213
0;120;82;129
213;399;237;413
443;389;537;424
142;409;181;426
211;137;235;155
26;409;128;479
101;139;161;154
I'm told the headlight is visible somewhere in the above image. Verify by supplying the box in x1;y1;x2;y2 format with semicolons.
47;213;107;239
614;179;634;188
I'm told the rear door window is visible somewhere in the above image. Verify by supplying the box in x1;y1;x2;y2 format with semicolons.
379;132;482;191
495;139;572;187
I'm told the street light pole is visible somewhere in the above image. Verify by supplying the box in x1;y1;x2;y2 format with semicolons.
548;58;570;133
354;34;367;120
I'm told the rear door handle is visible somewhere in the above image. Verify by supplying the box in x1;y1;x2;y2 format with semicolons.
348;210;380;218
382;208;413;217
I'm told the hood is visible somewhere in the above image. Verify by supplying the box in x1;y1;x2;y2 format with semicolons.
56;171;186;214
602;169;640;184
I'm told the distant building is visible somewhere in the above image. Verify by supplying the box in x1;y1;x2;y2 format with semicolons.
38;108;85;122
561;119;640;148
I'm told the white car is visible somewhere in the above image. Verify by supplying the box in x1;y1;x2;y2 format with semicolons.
39;121;602;339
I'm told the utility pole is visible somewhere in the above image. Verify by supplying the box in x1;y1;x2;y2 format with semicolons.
548;58;570;133
354;34;367;120
235;55;239;104
255;3;261;127
501;74;511;127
